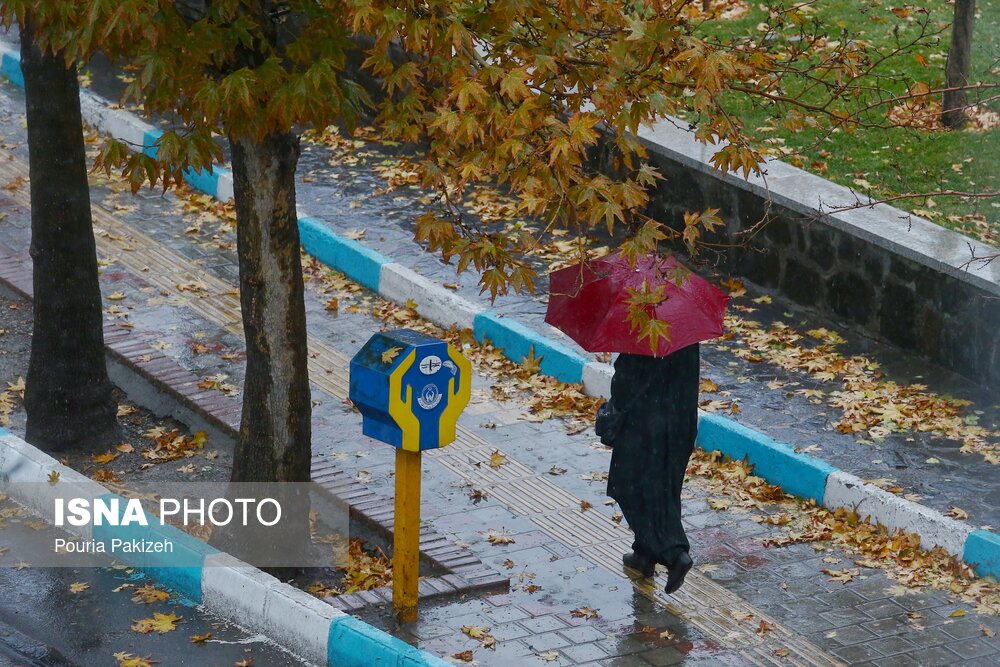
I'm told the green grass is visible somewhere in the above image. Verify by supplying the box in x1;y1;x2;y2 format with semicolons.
693;0;1000;245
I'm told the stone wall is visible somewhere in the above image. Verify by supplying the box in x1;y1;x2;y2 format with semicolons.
629;120;1000;389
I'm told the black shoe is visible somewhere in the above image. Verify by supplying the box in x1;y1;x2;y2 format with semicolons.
622;550;655;578
664;552;693;594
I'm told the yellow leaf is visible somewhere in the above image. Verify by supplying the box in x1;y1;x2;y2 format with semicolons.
570;607;599;619
92;451;119;464
108;292;127;301
48;471;60;485
116;443;135;454
113;653;158;667
131;612;182;634
483;529;515;545
461;625;490;639
69;581;90;593
946;507;968;521
707;498;731;511
488;450;507;469
190;633;212;643
950;609;966;618
381;346;402;364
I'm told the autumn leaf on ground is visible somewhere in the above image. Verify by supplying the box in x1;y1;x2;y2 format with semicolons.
579;500;593;512
719;278;746;297
117;404;137;417
113;653;158;667
773;648;790;657
821;568;859;584
190;633;212;643
234;659;254;667
92;451;119;464
47;471;59;485
131;584;170;604
343;229;366;240
461;625;496;649
482;529;515;545
381;346;402;364
946;506;969;520
131;612;182;634
69;582;90;593
520;346;543;375
453;650;474;662
570;607;599;619
115;443;135;454
981;624;996;638
306;582;340;598
108;292;127;301
488;450;507;469
707;498;731;511
502;559;515;569
730;610;754;622
756;619;774;635
950;609;967;618
548;466;567;476
699;378;720;393
536;650;560;661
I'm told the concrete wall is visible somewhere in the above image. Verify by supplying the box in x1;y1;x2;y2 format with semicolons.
627;119;1000;388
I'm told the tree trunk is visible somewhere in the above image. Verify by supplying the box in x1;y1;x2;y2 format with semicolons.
942;0;976;130
19;19;119;451
229;131;312;484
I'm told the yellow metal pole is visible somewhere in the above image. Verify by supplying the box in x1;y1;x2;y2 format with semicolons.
393;447;422;623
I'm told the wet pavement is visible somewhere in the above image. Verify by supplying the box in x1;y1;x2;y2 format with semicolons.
0;65;999;667
61;39;1000;529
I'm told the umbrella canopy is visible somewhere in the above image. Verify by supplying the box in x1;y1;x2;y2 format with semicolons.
545;253;728;356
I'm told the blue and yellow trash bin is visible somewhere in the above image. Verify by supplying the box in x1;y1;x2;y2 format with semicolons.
349;329;471;621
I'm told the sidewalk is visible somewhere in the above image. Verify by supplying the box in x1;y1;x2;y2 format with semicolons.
0;79;998;666
67;46;1000;531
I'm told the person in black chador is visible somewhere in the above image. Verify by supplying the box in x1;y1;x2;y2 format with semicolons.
606;342;699;594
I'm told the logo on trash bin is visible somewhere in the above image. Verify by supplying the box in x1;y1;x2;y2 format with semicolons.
418;355;442;375
417;383;442;410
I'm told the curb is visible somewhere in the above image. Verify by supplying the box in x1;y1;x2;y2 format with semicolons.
1;45;998;582
0;426;449;667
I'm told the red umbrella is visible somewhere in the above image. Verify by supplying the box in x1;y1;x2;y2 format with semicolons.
545;253;728;356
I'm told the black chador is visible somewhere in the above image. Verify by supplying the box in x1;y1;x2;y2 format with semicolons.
606;343;699;593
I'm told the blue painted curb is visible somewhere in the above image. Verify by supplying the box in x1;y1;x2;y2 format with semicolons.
964;531;1000;580
473;311;586;384
696;412;836;504
328;616;451;667
0;51;23;89
298;215;389;293
91;492;218;603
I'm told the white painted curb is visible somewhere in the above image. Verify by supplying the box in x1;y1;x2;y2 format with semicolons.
379;262;483;331
201;552;343;666
823;471;974;555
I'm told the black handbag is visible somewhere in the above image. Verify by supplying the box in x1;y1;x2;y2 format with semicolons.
594;375;653;446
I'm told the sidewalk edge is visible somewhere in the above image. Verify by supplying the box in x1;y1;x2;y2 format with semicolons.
0;426;449;667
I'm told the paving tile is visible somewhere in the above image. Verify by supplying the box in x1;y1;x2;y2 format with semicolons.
864;635;917;657
831;642;884;663
558;642;611;664
636;646;687;666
